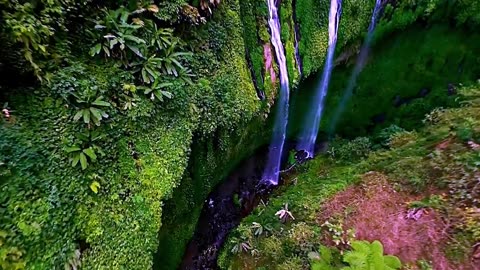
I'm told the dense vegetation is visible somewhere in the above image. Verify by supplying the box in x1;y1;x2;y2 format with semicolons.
1;0;480;269
220;85;480;269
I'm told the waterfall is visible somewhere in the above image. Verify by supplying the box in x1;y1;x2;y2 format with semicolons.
262;0;291;185
328;0;383;136
297;0;342;158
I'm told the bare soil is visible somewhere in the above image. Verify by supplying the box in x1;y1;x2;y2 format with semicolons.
317;171;479;270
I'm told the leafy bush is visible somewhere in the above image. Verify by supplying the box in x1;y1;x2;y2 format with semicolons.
375;125;406;147
388;131;419;149
310;241;402;270
329;137;372;162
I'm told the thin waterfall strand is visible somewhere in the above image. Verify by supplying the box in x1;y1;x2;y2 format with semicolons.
262;0;291;185
328;0;383;136
296;0;342;158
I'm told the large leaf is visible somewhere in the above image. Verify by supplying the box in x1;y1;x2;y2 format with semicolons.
92;97;110;107
126;44;144;58
141;69;150;84
90;43;101;56
79;152;88;170
161;91;172;99
384;255;402;269
343;251;368;269
153;90;164;102
370;241;384;255
319;246;333;264
90;181;101;194
73;110;83;121
83;147;97;161
72;154;80;167
123;34;146;44
351;241;371;255
65;146;81;153
370;241;385;270
82;109;91;124
89;107;102;126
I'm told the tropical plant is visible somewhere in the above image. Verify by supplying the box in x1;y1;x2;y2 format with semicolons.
65;130;105;170
230;238;252;254
72;94;111;127
89;7;146;61
309;246;340;270
310;241;402;270
341;240;402;270
139;79;173;102
251;222;272;237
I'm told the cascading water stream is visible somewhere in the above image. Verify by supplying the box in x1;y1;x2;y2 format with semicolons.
262;0;291;185
297;0;342;158
328;0;383;135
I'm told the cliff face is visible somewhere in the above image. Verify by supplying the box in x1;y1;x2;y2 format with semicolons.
1;0;479;269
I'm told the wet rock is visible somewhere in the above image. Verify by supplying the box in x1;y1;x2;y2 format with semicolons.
418;88;430;97
447;83;456;96
372;113;386;124
295;150;311;163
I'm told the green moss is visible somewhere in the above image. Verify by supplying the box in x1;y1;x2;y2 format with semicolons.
288;24;480;139
280;0;300;86
239;0;270;94
323;24;480;137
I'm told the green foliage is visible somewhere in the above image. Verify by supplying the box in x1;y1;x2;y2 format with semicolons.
89;6;194;94
320;24;480;138
375;125;406;147
65;130;105;170
328;137;372;162
239;0;270;94
0;0;78;79
280;0;300;86
343;241;402;270
89;7;148;60
72;95;111;127
310;241;402;270
220;157;359;269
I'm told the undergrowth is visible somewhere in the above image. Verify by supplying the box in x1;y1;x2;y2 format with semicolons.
219;84;480;269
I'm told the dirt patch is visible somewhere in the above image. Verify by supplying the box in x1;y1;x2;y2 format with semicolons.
317;171;478;270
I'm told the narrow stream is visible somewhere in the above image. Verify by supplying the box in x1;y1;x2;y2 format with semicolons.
178;140;327;269
179;144;276;270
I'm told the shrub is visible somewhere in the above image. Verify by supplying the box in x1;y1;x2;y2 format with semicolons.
388;131;419;149
375;125;406;147
329;137;372;162
310;240;402;270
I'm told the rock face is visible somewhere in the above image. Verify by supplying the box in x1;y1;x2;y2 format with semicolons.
264;43;277;85
448;83;457;96
418;88;430;97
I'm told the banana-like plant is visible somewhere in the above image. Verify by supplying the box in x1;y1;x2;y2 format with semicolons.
139;79;173;102
72;95;110;127
89;7;147;61
65;130;105;170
